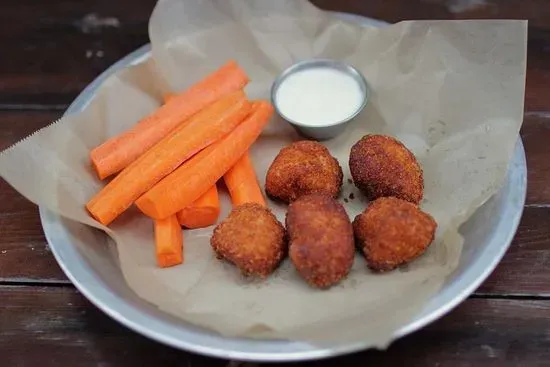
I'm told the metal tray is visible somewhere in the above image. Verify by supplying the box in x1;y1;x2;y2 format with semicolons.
39;13;526;362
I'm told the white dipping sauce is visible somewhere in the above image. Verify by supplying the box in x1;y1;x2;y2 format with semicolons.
275;67;363;126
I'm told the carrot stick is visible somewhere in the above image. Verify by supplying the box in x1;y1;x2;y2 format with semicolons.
90;60;249;179
154;215;183;268
163;93;175;103
136;101;274;219
86;91;252;226
224;152;266;206
176;185;220;229
169;92;222;228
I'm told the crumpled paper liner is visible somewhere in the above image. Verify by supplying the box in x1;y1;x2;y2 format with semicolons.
0;0;526;348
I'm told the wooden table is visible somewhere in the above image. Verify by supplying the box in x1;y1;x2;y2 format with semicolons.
1;1;549;366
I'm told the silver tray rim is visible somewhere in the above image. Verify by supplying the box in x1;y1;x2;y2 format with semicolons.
38;13;527;362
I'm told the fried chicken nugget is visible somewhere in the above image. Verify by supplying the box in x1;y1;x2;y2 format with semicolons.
265;141;343;203
211;203;286;277
349;134;423;204
286;194;354;288
353;197;436;272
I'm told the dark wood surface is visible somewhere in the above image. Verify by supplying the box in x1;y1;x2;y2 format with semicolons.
3;287;550;367
0;0;549;365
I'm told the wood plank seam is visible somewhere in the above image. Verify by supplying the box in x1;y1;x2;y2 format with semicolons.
471;293;550;300
3;283;550;302
0;279;72;287
524;203;550;208
0;104;68;111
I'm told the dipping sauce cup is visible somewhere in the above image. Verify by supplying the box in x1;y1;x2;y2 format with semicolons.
271;59;369;140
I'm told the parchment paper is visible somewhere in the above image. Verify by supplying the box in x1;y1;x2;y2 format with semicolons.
0;0;526;348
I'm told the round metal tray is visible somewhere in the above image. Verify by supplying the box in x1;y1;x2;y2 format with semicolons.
39;13;526;362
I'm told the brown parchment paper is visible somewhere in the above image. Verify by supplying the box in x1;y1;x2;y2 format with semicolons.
0;0;526;348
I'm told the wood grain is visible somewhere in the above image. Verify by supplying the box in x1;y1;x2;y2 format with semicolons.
317;297;550;367
311;0;550;26
0;0;548;112
0;286;226;367
478;206;550;295
0;111;60;151
0;111;67;282
0;0;155;106
522;114;550;205
1;286;549;366
0;180;68;283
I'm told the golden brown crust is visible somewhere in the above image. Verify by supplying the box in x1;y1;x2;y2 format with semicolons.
286;194;354;288
210;203;287;277
349;134;423;204
265;140;343;203
353;197;436;272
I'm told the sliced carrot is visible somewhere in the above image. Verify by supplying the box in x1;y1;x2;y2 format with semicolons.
136;101;274;219
171;87;220;228
224;152;266;206
163;93;175;103
176;185;220;229
86;91;252;226
154;215;183;268
90;60;249;179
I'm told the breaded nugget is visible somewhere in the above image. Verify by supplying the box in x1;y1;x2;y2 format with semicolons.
265;141;343;203
211;203;286;277
353;197;436;272
349;134;423;204
286;194;354;288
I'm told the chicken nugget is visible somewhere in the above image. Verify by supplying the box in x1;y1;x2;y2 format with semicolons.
349;134;423;204
211;203;286;277
265;140;343;203
286;194;354;288
353;197;436;272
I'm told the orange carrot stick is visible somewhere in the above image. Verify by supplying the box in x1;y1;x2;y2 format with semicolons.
90;60;249;179
163;93;175;103
136;101;274;219
176;185;220;229
154;215;183;268
224;152;266;206
87;91;252;226
169;85;220;228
